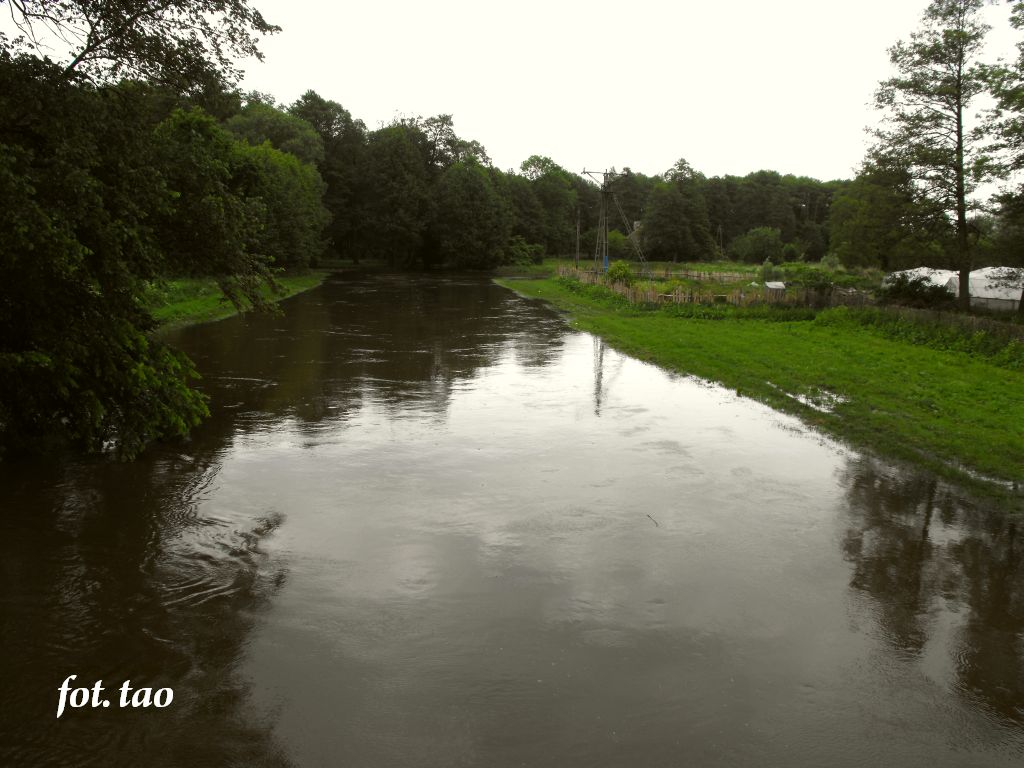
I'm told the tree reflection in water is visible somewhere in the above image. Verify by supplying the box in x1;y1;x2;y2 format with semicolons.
0;449;292;767
840;457;1024;725
0;275;570;767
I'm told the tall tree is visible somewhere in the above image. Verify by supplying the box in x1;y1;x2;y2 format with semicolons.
355;124;432;268
433;161;513;269
872;0;994;309
828;159;948;270
289;91;367;261
641;181;716;262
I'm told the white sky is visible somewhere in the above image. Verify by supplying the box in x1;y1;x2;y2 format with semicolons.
238;0;1021;182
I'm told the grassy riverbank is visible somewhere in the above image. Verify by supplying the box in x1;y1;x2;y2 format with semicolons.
498;276;1024;501
146;272;328;328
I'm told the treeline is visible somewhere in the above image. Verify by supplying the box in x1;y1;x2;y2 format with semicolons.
5;0;1024;459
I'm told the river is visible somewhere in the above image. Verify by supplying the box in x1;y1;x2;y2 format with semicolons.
1;274;1021;767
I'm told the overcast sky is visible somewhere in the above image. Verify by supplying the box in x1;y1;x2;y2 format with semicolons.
237;0;1020;182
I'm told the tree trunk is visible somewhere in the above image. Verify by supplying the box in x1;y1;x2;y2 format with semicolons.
955;62;971;312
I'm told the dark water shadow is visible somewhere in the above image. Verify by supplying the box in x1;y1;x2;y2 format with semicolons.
840;456;1024;726
0;449;291;767
0;275;569;766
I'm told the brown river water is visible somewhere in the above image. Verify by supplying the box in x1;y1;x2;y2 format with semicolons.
1;274;1022;767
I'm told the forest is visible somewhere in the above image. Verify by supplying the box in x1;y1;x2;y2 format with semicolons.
2;0;1024;458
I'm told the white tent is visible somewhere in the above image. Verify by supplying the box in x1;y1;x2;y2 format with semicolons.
883;267;957;289
886;266;1023;311
947;267;1024;312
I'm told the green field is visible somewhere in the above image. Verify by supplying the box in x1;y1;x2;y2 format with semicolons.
146;272;328;329
498;276;1024;502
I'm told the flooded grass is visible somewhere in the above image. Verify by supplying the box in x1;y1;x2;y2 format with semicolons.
498;276;1024;502
146;272;328;328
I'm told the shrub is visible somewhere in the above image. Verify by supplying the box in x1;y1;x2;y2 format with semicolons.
607;260;635;286
879;275;956;309
820;252;842;271
505;236;545;265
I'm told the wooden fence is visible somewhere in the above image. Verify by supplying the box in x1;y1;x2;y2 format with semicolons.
558;267;875;309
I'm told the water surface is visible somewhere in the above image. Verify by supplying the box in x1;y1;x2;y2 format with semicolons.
1;275;1022;767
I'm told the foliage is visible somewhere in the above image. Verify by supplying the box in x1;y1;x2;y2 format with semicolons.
0;55;210;456
235;140;330;268
878;275;957;309
504;236;545;266
0;52;329;457
353;124;432;267
433;160;512;269
641;180;716;262
145;273;326;328
3;0;278;86
289;90;367;261
729;227;784;263
827;160;947;271
606;230;632;261
607;260;635;286
872;0;995;309
816;306;1024;369
225;100;325;165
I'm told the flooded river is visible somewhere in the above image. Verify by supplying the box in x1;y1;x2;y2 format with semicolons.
1;275;1022;767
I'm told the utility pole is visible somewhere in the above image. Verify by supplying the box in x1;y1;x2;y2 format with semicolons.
582;168;621;272
582;167;649;274
575;206;581;268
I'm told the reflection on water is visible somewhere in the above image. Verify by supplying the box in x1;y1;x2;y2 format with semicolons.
1;275;1022;767
0;456;290;767
841;458;1024;726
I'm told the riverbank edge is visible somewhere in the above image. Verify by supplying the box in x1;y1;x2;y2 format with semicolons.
496;276;1023;509
149;271;330;331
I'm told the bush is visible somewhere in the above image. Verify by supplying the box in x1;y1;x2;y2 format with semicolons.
816;307;1024;369
879;275;956;309
729;227;784;263
820;252;842;271
505;236;545;265
607;260;635;286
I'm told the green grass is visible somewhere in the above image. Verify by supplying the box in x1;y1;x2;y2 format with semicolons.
146;272;328;329
498;276;1024;503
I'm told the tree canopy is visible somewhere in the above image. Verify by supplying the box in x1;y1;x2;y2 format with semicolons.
3;0;278;85
871;0;994;308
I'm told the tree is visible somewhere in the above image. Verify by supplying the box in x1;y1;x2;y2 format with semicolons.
501;173;547;249
433;161;512;269
289;90;364;146
641;181;716;262
827;159;948;270
2;0;278;86
872;0;994;310
354;124;432;267
520;157;577;255
0;55;211;456
520;154;559;180
728;227;784;264
236;142;330;269
225;101;325;166
289;91;367;261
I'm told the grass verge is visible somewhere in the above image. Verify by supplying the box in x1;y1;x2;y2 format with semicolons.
497;276;1023;504
146;272;328;329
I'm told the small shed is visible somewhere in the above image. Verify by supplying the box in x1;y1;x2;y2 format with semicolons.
764;281;786;301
